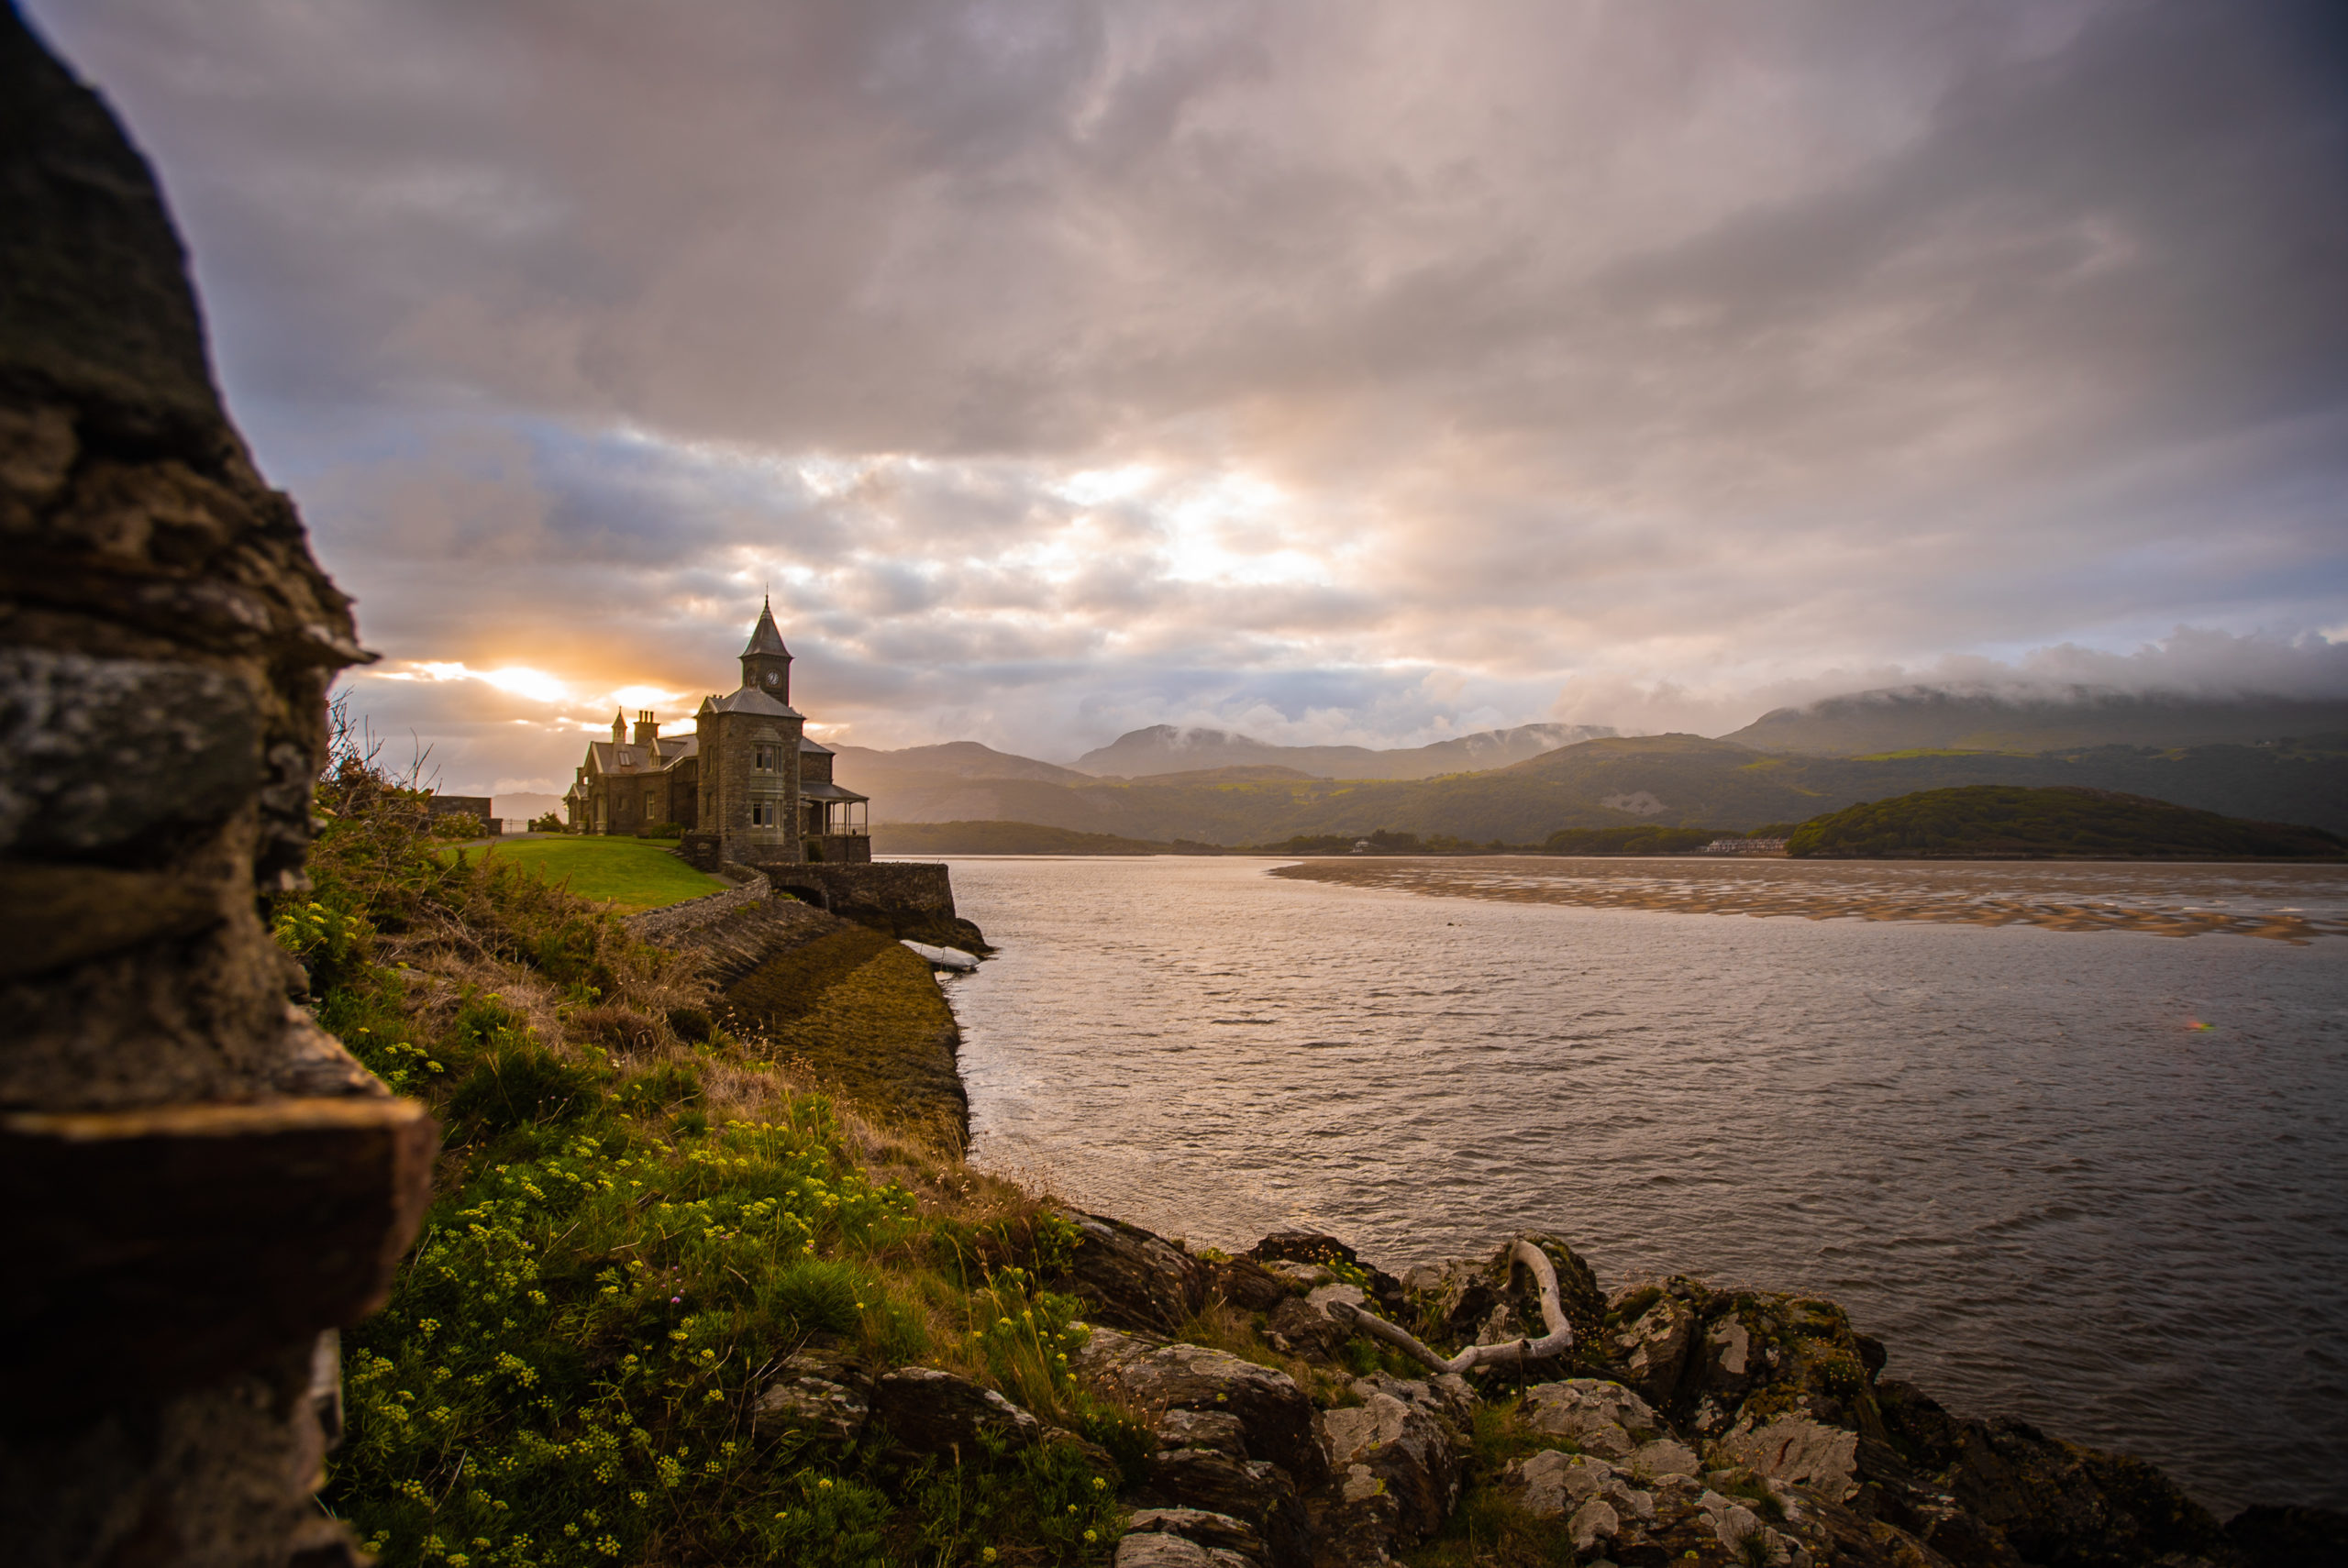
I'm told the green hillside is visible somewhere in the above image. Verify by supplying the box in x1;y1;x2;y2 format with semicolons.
842;733;2348;845
1788;785;2346;860
1723;688;2348;755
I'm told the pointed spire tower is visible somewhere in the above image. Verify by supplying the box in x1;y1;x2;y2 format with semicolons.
611;709;627;745
739;594;792;701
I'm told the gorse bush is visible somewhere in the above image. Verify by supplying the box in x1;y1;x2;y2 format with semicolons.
282;752;1132;1566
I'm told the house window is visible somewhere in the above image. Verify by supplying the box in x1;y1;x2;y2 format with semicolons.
754;745;778;771
750;802;774;827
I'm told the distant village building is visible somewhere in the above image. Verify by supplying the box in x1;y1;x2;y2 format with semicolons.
565;600;869;864
426;794;501;834
1704;837;1789;856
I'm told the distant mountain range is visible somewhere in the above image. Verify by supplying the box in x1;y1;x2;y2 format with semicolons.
1070;722;1615;778
1723;686;2348;756
835;726;2348;843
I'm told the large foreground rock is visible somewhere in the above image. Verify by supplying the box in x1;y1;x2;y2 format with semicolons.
1;13;417;1568
1076;1327;1322;1484
869;1366;1039;1456
1306;1374;1473;1563
1523;1378;1701;1480
1061;1211;1210;1333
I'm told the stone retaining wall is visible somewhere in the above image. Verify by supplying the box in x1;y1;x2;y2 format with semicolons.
620;870;772;943
766;861;956;926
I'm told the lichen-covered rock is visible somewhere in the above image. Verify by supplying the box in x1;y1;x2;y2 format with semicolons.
1521;1378;1700;1479
1502;1449;1656;1527
1137;1449;1311;1568
1716;1410;1861;1502
1123;1506;1271;1567
754;1348;874;1443
1600;1286;1692;1408
869;1366;1039;1455
1060;1210;1209;1334
1209;1253;1293;1312
1077;1333;1321;1485
1113;1530;1257;1568
1251;1231;1409;1319
1159;1407;1251;1459
1314;1377;1463;1545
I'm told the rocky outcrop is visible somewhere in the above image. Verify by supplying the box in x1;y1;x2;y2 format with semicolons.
869;1365;1041;1456
1065;1211;2343;1568
753;1345;873;1443
1062;1210;1213;1334
1307;1373;1472;1562
1076;1324;1324;1566
1120;1507;1271;1566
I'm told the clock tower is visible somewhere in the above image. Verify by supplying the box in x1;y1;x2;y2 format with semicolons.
739;594;792;701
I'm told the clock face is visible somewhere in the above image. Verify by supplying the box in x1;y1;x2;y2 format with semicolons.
761;670;778;687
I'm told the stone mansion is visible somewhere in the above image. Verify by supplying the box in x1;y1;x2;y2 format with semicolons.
564;601;870;864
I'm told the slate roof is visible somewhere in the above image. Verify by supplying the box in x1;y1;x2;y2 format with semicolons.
701;687;803;719
741;598;791;657
799;779;868;803
586;734;697;775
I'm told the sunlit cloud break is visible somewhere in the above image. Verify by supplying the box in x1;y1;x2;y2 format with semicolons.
29;0;2346;796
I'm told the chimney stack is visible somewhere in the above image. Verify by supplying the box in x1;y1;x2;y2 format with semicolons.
633;710;659;748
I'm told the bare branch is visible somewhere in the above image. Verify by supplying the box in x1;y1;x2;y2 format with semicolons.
1327;1237;1575;1375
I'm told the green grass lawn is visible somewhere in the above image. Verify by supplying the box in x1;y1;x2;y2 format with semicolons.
442;835;729;911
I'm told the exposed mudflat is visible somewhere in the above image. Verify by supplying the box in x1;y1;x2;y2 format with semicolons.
1270;855;2348;942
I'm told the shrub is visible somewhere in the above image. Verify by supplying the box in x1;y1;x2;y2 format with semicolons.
636;820;685;840
430;811;486;839
528;812;569;834
281;750;1131;1566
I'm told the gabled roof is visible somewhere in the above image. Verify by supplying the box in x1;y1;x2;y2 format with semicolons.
703;686;803;718
585;735;698;775
798;734;833;755
742;597;791;657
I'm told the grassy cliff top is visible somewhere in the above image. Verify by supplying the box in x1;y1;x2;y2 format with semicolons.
436;836;729;911
1788;784;2347;860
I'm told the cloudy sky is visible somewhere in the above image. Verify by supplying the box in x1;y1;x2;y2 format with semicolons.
28;0;2348;795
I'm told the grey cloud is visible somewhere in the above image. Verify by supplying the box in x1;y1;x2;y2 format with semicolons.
23;0;2347;780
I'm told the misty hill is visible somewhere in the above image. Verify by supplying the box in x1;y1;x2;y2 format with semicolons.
829;740;1091;786
1723;686;2348;756
842;730;2348;844
1788;786;2345;860
1070;722;1613;779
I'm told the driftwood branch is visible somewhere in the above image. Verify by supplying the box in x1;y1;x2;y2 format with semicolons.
1327;1237;1574;1375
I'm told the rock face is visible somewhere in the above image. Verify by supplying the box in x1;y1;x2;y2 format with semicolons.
1060;1222;2348;1568
1075;1325;1323;1567
0;13;426;1568
1308;1374;1472;1562
754;1346;874;1443
869;1365;1041;1456
1062;1211;1210;1333
1522;1378;1701;1480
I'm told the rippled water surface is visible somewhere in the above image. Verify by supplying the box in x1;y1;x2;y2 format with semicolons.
928;855;2348;1513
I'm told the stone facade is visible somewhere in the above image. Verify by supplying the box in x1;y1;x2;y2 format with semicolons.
565;710;699;835
569;604;867;859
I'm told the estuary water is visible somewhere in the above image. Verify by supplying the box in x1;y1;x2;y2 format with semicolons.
923;855;2348;1514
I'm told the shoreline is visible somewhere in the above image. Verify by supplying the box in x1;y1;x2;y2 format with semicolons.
1268;855;2348;942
